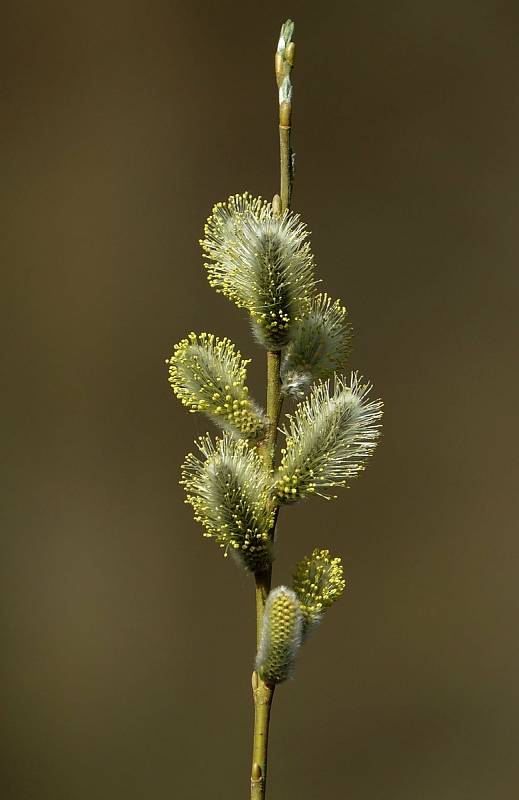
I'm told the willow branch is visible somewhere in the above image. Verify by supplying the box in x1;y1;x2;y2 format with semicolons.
250;19;295;800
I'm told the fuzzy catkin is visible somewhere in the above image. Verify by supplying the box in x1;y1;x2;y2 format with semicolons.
281;293;353;397
293;549;346;627
275;373;383;502
181;433;274;572
200;193;316;349
167;332;267;439
256;587;303;684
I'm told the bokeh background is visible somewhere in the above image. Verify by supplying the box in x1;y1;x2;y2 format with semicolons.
3;1;519;798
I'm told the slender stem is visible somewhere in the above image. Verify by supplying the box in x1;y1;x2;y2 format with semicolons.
250;353;280;800
250;669;275;800
279;104;292;212
250;20;295;800
264;350;283;464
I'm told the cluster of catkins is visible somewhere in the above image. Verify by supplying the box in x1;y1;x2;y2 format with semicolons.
167;193;383;684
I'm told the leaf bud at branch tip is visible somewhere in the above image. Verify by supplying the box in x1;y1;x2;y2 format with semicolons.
275;20;295;101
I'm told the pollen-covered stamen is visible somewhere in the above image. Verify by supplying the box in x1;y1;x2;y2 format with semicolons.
200;193;317;349
275;373;383;502
281;293;353;397
255;586;303;684
181;433;274;573
167;332;267;439
293;549;346;627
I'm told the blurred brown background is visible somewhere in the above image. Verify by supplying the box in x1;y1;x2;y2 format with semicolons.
2;1;519;798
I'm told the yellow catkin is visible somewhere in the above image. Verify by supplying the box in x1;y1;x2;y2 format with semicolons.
293;549;346;624
167;332;266;438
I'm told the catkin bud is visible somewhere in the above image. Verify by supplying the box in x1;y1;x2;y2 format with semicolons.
255;587;303;684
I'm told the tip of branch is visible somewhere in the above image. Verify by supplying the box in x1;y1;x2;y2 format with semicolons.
275;20;295;94
277;19;294;53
